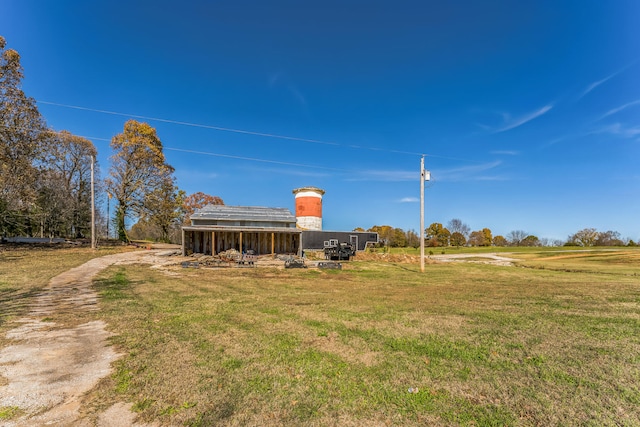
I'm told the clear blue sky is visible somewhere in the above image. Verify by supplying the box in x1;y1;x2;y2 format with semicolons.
2;1;639;241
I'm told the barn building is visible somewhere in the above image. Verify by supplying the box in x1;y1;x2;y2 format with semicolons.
182;205;301;256
181;187;379;257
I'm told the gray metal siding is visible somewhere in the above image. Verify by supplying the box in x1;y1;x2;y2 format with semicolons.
301;231;378;251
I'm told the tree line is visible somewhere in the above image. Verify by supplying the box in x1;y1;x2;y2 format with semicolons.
1;36;219;243
359;221;637;248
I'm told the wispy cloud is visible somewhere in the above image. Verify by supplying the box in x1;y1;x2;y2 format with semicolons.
593;123;640;138
491;105;553;133
490;150;519;156
287;84;307;107
579;61;637;99
399;197;419;203
581;74;619;99
252;167;330;178
268;71;307;108
348;161;506;183
434;160;504;182
600;99;640;120
347;170;418;182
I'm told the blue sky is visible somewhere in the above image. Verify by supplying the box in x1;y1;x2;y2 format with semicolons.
2;1;639;241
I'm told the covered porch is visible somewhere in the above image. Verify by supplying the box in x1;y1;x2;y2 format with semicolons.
182;226;302;257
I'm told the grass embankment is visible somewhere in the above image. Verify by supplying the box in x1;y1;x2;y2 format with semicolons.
88;249;640;426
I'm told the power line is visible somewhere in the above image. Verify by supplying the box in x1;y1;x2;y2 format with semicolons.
37;100;342;147
6;98;486;164
165;147;346;171
36;99;436;157
0;125;349;172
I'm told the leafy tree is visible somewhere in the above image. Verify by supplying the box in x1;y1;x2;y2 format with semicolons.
352;227;365;232
39;130;97;238
595;230;623;246
139;175;185;242
450;231;466;247
493;235;508;246
405;229;419;248
390;227;407;247
368;225;394;247
426;222;450;247
447;218;470;238
570;228;599;247
467;230;485;247
481;228;493;246
469;228;492;247
183;191;224;224
521;235;540;247
0;36;48;233
106;120;173;242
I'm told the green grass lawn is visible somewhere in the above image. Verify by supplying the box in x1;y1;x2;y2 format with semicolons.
83;250;640;426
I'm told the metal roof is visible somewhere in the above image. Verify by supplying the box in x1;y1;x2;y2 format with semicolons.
191;205;296;223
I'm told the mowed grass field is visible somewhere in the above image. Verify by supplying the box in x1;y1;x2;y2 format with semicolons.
2;246;640;426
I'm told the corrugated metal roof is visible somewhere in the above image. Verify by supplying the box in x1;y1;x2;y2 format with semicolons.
191;205;296;223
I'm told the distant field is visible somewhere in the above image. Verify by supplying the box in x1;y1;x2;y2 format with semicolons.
80;247;640;426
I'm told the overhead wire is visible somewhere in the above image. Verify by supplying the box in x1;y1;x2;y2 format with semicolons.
35;99;484;163
0;125;352;172
4;97;486;167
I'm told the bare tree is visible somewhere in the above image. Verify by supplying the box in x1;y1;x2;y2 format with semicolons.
447;218;470;237
507;230;528;246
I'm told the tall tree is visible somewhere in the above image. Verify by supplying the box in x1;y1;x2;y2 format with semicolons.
40;130;97;238
139;175;185;242
405;229;420;248
493;235;508;246
426;222;450;247
468;230;485;247
0;36;48;234
570;228;599;247
447;218;470;238
450;231;467;247
468;228;493;247
106;120;172;242
595;230;623;246
521;235;540;247
507;230;527;246
390;227;407;247
481;228;493;246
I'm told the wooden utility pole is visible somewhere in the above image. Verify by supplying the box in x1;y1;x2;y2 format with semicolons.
420;156;431;273
91;155;96;249
420;156;425;272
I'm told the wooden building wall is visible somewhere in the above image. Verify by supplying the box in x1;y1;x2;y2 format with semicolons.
183;229;301;256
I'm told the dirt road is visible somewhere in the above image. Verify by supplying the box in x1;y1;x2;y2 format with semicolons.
0;250;177;427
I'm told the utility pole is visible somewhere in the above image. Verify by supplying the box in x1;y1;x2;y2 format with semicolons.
420;156;430;273
107;192;111;240
91;155;96;249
